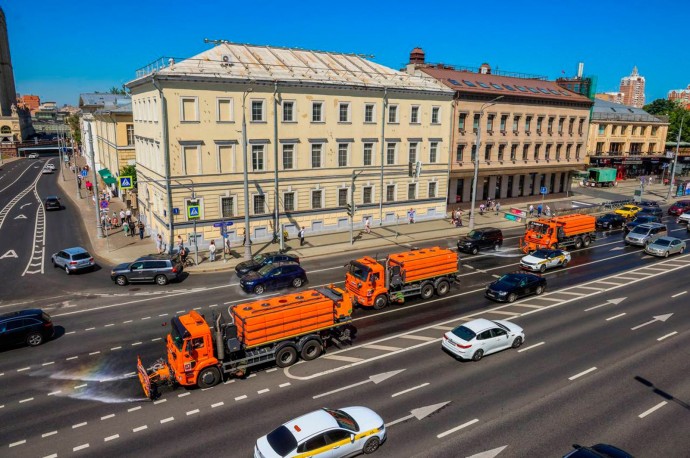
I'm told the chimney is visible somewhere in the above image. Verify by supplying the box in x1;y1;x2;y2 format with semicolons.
409;47;425;65
479;63;491;75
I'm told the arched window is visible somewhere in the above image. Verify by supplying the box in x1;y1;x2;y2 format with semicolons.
0;126;11;134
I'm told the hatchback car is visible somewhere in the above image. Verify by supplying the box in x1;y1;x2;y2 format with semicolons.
0;309;54;348
644;236;686;257
624;222;667;247
235;252;300;276
624;214;661;233
614;205;641;218
563;443;633;458
485;272;546;303
520;249;571;272
44;195;62;211
457;227;503;255
442;318;524;361
240;262;307;295
255;406;386;458
52;247;95;274
668;200;690;216
596;213;627;230
111;254;183;286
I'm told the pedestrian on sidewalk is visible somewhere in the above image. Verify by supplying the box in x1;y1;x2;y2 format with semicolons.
528;204;534;217
455;208;463;227
545;205;551;217
495;202;501;216
537;204;543;217
138;221;145;239
364;217;371;234
177;235;184;253
123;221;130;237
156;234;164;254
85;180;93;195
479;203;485;215
128;220;136;237
125;209;132;223
209;240;216;262
77;177;82;189
408;208;416;224
119;210;125;226
298;227;305;246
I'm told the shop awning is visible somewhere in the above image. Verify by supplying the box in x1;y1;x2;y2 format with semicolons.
98;168;117;185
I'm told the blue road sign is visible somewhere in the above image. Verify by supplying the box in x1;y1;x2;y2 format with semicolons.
119;176;133;189
172;208;180;215
540;186;548;195
187;205;200;219
100;200;108;209
81;170;87;177
212;222;235;228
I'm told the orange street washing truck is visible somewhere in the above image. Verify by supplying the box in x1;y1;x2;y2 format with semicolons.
520;213;597;253
345;247;459;309
137;285;354;399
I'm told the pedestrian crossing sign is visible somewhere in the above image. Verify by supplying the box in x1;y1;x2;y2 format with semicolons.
119;176;134;189
187;205;200;219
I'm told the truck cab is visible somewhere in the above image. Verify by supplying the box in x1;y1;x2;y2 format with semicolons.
166;311;219;388
522;220;558;252
345;257;386;308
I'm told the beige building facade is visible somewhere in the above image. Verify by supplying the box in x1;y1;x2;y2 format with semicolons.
127;43;453;250
93;103;135;199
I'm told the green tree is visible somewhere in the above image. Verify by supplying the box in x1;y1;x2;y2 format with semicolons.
66;114;81;144
108;85;127;95
119;164;137;188
642;98;690;143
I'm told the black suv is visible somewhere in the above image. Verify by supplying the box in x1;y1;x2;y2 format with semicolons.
235;252;300;276
44;195;62;211
625;214;662;233
457;228;503;255
110;254;183;286
596;213;627;230
0;309;54;348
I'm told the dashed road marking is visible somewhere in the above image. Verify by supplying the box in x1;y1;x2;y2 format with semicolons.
89;351;100;355
101;414;115;420
160;417;174;424
48;391;61;396
437;418;479;438
279;382;291;388
154;399;167;405
72;422;87;429
258;389;269;394
392;382;429;398
9;439;26;447
517;341;545;353
133;425;148;432
235;395;247;401
16;367;30;372
606;313;626;321
111;346;122;350
42;431;57;438
178;392;190;398
73;443;89;451
639;401;667;418
19;397;34;403
186;409;200;415
74;384;87;389
42;361;54;366
104;434;119;442
568;367;597;381
212;402;224;408
66;356;78;360
671;291;686;298
128;406;141;412
658;331;678;341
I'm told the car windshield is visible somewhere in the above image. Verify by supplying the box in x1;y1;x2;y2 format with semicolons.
258;265;274;276
466;230;482;240
451;325;476;341
631;226;649;235
491;321;510;332
498;274;522;286
252;254;266;263
266;425;297;456
72;252;91;260
324;408;359;432
653;239;671;247
621;206;634;211
530;250;549;259
347;261;371;281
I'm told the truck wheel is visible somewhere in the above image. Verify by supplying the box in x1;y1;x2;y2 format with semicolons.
363;437;381;454
276;345;298;367
197;366;221;388
373;295;388;310
435;280;450;297
420;283;434;300
300;340;322;361
471;246;479;255
583;236;591;247
574;238;583;249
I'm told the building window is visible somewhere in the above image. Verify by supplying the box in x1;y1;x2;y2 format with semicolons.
510;144;518;161
651;126;658;136
386;184;396;202
408;183;417;200
431;106;440;124
408;142;417;164
282;101;295;122
410;106;420;124
364;104;375;123
548;117;554;134
282;144;294;170
473;114;480;133
576;144;581;161
338;143;349;167
220;196;234;218
525;116;532;133
487;114;494;132
183;145;200;175
283;192;295;211
512;116;520;133
456;144;464;162
499;144;506;161
251;100;265;122
429;142;438;163
598;124;606;135
428;182;437;198
534;144;541;160
500;115;507;133
471;144;477;162
458;113;467;131
568;118;575;135
558;118;564;134
537;116;544;133
126;124;134;145
218;144;233;173
485;144;493;162
596;142;605;153
311;144;322;168
578;119;584;135
312;102;324;122
363;143;373;166
311;190;323;209
253;195;267;214
388;105;398;123
338;188;348;207
522;144;529;161
180;97;198;122
556;144;562;161
386;143;396;165
252;145;265;171
545;144;552;161
339;102;350;122
566;144;572;161
363;186;373;204
217;98;234;122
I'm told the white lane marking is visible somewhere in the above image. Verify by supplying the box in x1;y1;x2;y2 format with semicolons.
154;399;167;405
235;395;247;401
9;439;26;447
66;356;78;360
437;418;480;438
615;276;645;281
485;310;521;316
658;331;678;341
639;401;667;418
72;422;87;429
432;325;454;331
132;341;142;346
257;389;269;394
84;327;95;331
160;417;174;423
212;402;224;408
555;291;586;296
48;390;61;396
606;313;626;321
279;382;291;388
141;316;151;320
105;323;114;327
104;434;119;441
65;331;75;335
322;354;364;362
89;351;100;355
42;361;54;366
517;341;545;353
123;320;133;323
392;382;430;398
16;367;30;372
73;443;89;451
266;368;277;373
568;367;597;381
133;425;148;432
74;384;87;389
42;431;57;438
399;334;437;341
128;406;141;412
510;303;542;309
101;414;115;420
209;304;218;308
671;291;687;298
363;344;403;352
19;397;34;403
111;346;122;350
159;313;168;317
178;392;190;398
186;409;199;415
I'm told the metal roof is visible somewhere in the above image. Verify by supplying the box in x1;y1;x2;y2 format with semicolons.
79;93;130;108
94;102;132;115
592;99;665;123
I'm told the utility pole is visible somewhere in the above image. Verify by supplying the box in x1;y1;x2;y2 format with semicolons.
87;123;104;238
666;112;686;201
241;88;253;260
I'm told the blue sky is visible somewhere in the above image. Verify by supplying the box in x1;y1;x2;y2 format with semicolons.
4;0;688;107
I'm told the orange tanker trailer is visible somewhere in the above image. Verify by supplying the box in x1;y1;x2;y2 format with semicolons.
520;213;597;253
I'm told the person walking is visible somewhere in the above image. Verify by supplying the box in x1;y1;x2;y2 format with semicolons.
138;221;145;239
408;208;416;224
455;208;463;227
545;205;551;217
128;220;136;237
479;203;485;215
156;234;164;254
495;202;501;216
298;227;305;246
177;235;184;253
364;217;371;234
123;221;130;237
209;240;216;262
125;208;132;223
528;204;534;218
119;209;126;227
537;204;543;217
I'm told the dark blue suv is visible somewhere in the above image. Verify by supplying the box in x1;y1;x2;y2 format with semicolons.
239;262;307;295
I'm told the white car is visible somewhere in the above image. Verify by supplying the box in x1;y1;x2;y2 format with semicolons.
41;167;53;174
442;318;524;361
255;407;386;458
677;211;690;224
520;248;571;272
28;153;39;159
45;163;55;170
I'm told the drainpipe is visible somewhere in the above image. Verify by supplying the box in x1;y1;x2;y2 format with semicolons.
272;81;280;246
379;87;388;225
108;113;119;199
449;92;459;209
152;75;174;255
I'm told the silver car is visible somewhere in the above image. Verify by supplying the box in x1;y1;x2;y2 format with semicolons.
644;236;686;258
51;247;95;274
442;318;524;361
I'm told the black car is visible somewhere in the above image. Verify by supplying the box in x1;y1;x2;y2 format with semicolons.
595;213;627;230
636;206;663;218
44;195;62;211
234;252;300;276
239;262;307;295
563;443;633;458
485;273;546;303
457;228;503;255
625;214;662;233
0;309;54;348
110;254;183;286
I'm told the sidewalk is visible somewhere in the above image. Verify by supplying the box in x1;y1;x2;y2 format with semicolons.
59;171;679;273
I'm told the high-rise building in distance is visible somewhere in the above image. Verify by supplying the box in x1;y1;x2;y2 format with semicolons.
668;84;690;109
619;66;645;108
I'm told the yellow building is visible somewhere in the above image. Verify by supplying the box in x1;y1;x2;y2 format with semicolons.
93;103;135;200
126;43;454;251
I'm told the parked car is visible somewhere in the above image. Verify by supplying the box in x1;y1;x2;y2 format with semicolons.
520;249;571;272
677;211;690;224
614;205;642;219
485;272;546;303
595;213;627;230
624;214;661;233
255;406;386;458
0;309;54;348
44;195;62;211
644;236;686;257
41;166;53;174
239;262;307;295
563;443;633;458
27;153;39;159
457;227;503;255
110;254;183;286
235;252;300;276
624;222;667;247
636;206;663;218
51;247;95;274
442;318;524;361
668;200;690;216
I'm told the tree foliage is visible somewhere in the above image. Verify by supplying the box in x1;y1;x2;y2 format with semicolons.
108;85;127;95
119;164;137;188
66;114;81;144
643;98;690;144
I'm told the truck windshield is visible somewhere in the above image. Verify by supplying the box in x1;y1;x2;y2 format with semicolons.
348;261;370;282
170;317;188;351
528;222;548;234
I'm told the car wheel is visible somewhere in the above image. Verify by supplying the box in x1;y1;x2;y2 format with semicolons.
535;285;545;295
253;284;265;295
420;283;435;300
539;264;546;273
275;345;298;368
511;336;523;348
363;437;381;454
52;258;57;268
115;275;128;286
373;294;387;310
197;366;221;389
471;246;478;255
472;349;484;361
300;340;322;361
494;243;500;251
664;251;669;258
561;260;568;268
681;247;685;254
64;265;71;275
26;332;44;346
507;293;517;303
155;275;168;286
292;277;303;288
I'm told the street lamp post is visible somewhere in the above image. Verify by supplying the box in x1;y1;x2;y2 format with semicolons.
666;112;686;201
241;88;253;261
86;123;105;238
469;95;504;231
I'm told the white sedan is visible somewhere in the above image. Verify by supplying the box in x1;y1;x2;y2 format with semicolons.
520;248;571;272
255;407;386;458
45;163;55;170
677;211;690;224
442;318;524;361
41;167;53;174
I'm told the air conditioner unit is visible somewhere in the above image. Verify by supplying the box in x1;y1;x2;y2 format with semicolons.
221;54;233;65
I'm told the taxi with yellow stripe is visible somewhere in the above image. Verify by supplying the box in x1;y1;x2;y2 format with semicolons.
255;406;386;457
520;248;571;272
